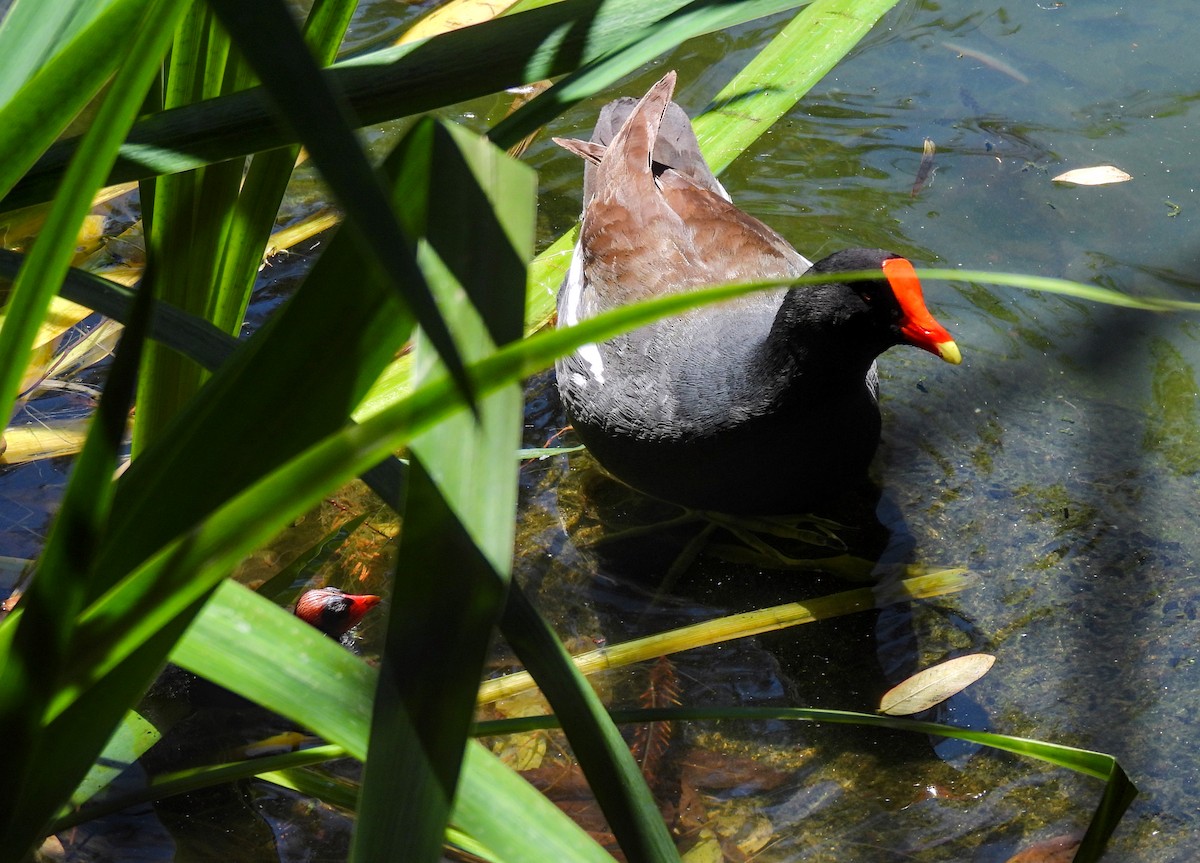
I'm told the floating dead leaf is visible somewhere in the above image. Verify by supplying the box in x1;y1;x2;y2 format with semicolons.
911;137;936;197
1051;165;1132;186
879;653;995;715
396;0;517;46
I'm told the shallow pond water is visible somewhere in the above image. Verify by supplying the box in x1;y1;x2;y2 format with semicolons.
520;2;1200;861
6;1;1200;861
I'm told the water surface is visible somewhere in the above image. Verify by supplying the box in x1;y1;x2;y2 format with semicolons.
5;1;1199;860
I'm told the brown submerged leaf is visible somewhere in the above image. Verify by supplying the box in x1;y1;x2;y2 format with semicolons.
1005;832;1083;863
879;653;995;715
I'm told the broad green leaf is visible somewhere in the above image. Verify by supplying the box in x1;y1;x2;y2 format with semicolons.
0;0;155;199
879;653;996;716
70;711;160;807
172;581;375;756
354;119;532;862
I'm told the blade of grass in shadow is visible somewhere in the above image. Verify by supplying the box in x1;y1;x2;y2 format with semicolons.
208;0;358;336
0;246;158;853
56;743;347;831
501;583;679;862
353;119;532;863
0;250;237;375
135;3;249;451
207;0;471;402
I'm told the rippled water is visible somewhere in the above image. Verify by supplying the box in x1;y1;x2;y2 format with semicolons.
523;3;1200;861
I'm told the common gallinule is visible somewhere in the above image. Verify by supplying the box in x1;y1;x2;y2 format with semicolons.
553;72;961;515
293;587;381;642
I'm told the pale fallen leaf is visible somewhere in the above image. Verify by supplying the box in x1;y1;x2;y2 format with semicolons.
1051;165;1132;186
879;653;995;715
397;0;516;46
1;419;90;464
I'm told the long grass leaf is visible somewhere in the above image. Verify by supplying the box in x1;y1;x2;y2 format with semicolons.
481;569;974;703
692;0;903;174
0;243;157;853
207;0;471;401
208;0;357;335
135;2;245;450
353;119;532;863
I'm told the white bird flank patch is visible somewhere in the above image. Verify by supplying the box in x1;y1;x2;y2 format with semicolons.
561;238;606;384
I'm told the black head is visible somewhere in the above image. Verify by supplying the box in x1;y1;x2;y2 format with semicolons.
787;248;961;365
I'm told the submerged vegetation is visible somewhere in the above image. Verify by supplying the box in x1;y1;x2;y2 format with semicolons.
0;0;1157;861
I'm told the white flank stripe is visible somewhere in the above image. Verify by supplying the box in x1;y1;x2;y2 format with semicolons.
561;238;605;384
